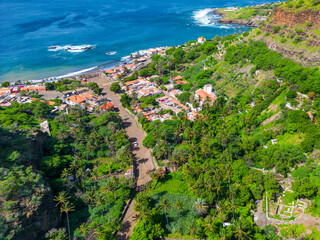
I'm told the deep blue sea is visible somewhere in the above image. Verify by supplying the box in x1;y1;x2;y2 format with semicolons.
0;0;273;82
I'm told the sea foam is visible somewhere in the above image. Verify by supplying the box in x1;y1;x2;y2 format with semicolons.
53;66;98;79
48;44;95;53
193;8;219;26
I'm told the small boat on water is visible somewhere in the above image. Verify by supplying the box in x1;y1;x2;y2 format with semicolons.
106;51;117;55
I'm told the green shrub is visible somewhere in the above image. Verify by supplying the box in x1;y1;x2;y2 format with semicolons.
293;36;302;44
288;32;295;39
295;28;304;34
306;22;312;27
287;90;297;99
243;32;249;37
273;25;280;33
280;38;287;43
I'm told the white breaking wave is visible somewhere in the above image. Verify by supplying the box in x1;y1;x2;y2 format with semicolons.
106;51;117;55
193;8;245;28
48;44;95;53
54;66;98;79
193;8;219;26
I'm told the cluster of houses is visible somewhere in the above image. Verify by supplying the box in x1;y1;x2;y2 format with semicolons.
0;83;114;113
101;47;170;80
0;84;47;107
121;73;217;122
64;92;114;112
0;85;46;94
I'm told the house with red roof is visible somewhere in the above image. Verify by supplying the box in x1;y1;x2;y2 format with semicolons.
195;84;216;109
101;102;114;111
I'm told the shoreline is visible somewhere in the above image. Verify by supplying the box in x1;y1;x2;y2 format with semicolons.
2;5;258;86
4;47;171;86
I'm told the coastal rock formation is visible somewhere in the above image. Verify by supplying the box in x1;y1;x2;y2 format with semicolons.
271;8;320;27
214;9;257;27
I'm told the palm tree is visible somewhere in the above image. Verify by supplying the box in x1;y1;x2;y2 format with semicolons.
159;198;170;227
233;220;250;240
204;216;217;237
174;200;184;234
54;191;70;206
61;168;70;181
187;221;197;239
54;191;71;226
78;223;89;238
60;201;75;240
194;198;208;215
220;228;229;240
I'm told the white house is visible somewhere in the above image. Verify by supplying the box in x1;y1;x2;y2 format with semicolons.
195;84;216;107
197;37;206;44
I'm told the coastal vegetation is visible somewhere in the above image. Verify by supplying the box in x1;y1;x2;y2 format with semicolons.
0;101;134;239
118;3;320;236
2;0;320;239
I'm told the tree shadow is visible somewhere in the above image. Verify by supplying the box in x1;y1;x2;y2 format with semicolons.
137;158;148;164
129;137;137;142
122;121;132;129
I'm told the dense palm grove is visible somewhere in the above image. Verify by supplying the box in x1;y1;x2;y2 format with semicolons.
119;32;320;238
0;101;134;239
3;2;320;239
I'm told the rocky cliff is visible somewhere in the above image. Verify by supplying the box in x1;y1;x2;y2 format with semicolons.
214;9;257;27
271;8;320;27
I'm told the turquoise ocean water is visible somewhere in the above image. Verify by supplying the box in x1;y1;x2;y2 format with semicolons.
0;0;272;82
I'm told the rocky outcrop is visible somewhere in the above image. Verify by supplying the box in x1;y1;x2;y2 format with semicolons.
214;9;257;27
271;8;320;27
255;33;320;67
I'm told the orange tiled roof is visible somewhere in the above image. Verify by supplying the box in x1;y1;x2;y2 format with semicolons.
176;80;188;85
124;78;146;86
195;89;215;102
136;106;143;112
172;76;182;81
125;63;135;69
307;111;313;117
140;89;150;95
0;88;11;92
101;103;114;110
80;93;101;101
68;95;86;104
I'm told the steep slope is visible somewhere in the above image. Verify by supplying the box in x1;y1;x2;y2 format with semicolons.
250;0;320;66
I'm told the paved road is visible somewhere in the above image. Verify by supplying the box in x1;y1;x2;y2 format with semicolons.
88;75;155;239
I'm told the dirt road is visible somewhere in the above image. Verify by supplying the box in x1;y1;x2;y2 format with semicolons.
88;75;155;239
